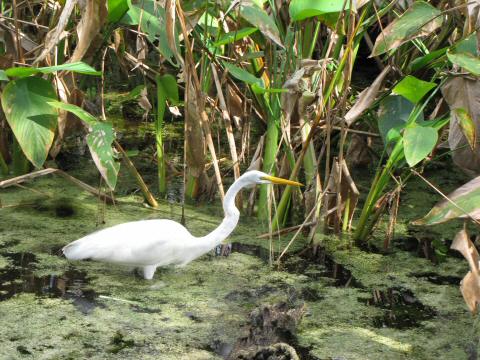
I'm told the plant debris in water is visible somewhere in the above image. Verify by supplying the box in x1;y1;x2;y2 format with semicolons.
365;287;437;329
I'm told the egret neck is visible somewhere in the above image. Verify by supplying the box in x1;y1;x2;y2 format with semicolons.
196;175;244;250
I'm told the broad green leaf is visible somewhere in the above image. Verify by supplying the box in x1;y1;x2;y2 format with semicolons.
87;122;120;190
392;75;436;104
158;74;179;104
289;0;351;22
447;51;480;76
454;108;477;150
5;62;101;78
378;95;418;145
0;70;8;81
371;2;442;56
1;77;57;168
108;0;129;23
414;176;480;225
451;33;478;56
47;100;119;190
403;126;438;167
240;5;283;48
222;61;263;87
47;100;97;125
213;27;258;47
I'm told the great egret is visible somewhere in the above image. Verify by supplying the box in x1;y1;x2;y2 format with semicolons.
62;170;302;279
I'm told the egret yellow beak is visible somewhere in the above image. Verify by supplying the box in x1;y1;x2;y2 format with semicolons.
261;175;303;186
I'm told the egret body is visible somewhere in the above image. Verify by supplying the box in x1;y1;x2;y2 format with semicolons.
62;171;302;279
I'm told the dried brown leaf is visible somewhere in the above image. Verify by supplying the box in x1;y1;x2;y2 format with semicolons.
70;0;107;62
442;77;480;176
451;229;480;313
345;65;391;126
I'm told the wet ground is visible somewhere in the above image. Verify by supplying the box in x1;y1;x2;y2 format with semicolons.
0;159;478;359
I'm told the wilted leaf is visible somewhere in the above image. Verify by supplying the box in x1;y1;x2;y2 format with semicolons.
71;0;108;62
165;0;183;65
1;77;57;168
345;65;390;126
371;2;442;57
450;229;480;314
447;51;480;76
403;126;438;167
392;75;436;104
442;77;480;176
413;176;480;225
240;4;283;48
454;108;477;150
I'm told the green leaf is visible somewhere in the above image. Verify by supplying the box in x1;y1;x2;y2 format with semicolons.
108;0;129;23
447;51;480;76
403;126;438;167
47;100;97;125
5;62;101;78
1;77;57;168
392;75;436;104
409;47;447;72
213;27;258;47
222;61;263;87
289;0;351;22
158;74;179;104
378;95;419;145
371;2;442;57
0;70;8;81
454;108;477;150
414;176;480;225
87;122;120;190
126;0;175;63
240;4;283;48
47;100;120;190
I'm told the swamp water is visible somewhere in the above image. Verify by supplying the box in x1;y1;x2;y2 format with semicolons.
0;162;478;359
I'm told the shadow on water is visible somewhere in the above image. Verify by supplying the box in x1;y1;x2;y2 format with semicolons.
0;252;100;314
362;287;437;329
230;242;361;287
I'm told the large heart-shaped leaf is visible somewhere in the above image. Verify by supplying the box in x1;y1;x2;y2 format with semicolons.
377;95;418;145
371;2;442;57
403;126;438;167
392;75;436;104
1;77;57;168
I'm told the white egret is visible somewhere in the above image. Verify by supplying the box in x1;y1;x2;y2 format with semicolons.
62;170;302;279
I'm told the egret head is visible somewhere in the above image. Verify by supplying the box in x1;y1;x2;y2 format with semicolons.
241;170;303;187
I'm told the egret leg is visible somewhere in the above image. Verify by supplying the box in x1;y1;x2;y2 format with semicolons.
142;265;157;280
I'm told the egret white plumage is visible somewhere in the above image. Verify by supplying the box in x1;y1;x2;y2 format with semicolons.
62;170;302;279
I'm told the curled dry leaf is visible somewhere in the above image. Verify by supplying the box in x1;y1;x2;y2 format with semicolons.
70;0;108;62
450;229;480;314
442;77;480;176
166;0;183;65
344;65;391;126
